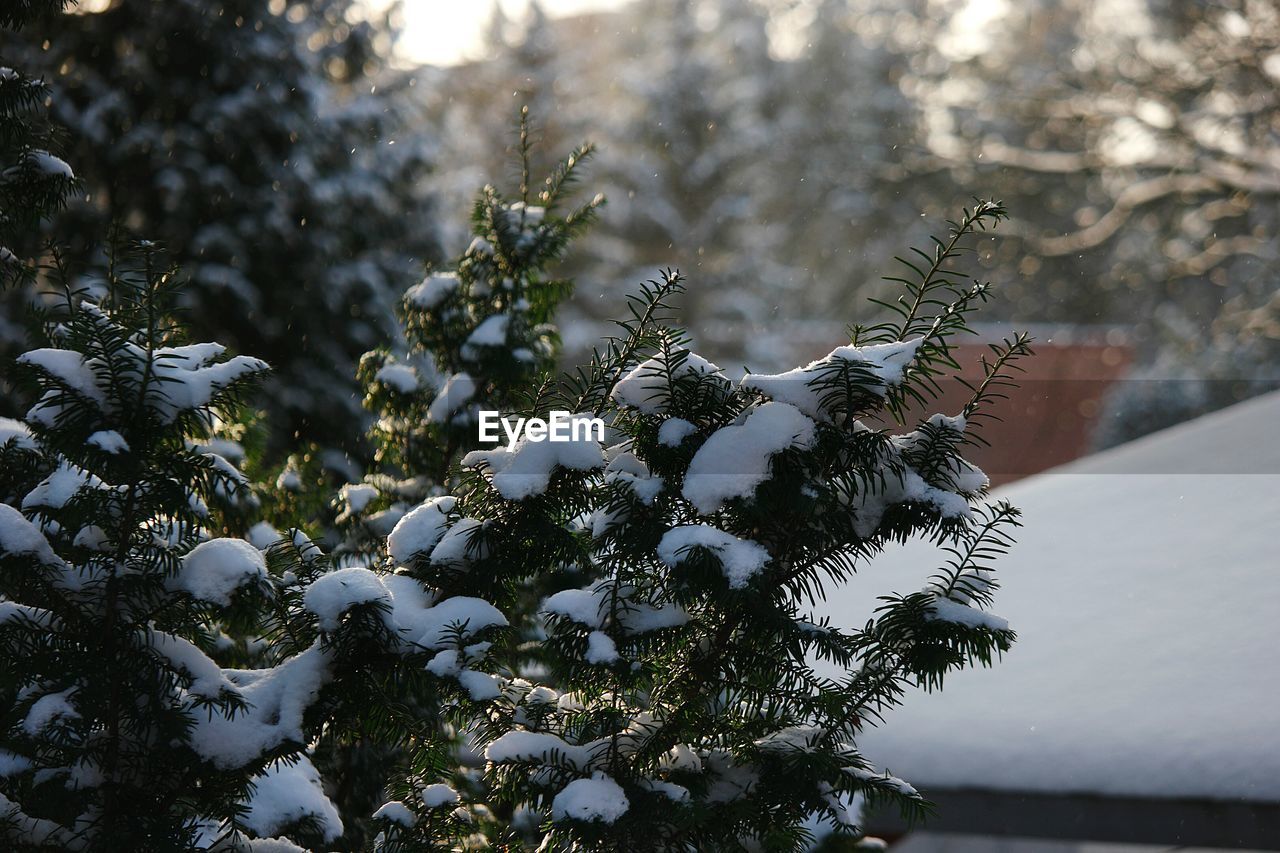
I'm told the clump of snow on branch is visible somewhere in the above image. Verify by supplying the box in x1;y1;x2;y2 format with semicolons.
0;504;63;567
658;525;772;589
427;372;477;424
682;401;816;514
387;496;456;564
542;582;688;634
243;756;343;843
551;772;630;824
303;567;392;631
462;415;605;500
404;272;459;310
168;537;268;607
420;783;460;809
656;417;697;446
19;323;267;428
612;352;724;415
741;338;922;420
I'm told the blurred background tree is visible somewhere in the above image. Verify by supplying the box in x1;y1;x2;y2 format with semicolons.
6;0;441;453
414;0;1278;448
0;0;76;298
898;0;1280;444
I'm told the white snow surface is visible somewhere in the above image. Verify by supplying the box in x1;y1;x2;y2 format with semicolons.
20;338;266;426
661;744;702;773
374;363;419;393
584;631;620;664
541;586;609;626
22;461;103;510
18;347;107;412
420;783;459;808
462;415;604;500
404;271;459;310
457;669;502;700
200;571;506;756
461;313;509;359
848;465;973;539
339;483;378;515
426;649;462;678
150;630;236;700
639;778;689;801
924;593;1008;631
371;800;416;827
169;538;268;607
387;496;456;564
426;372;476;424
508;202;546;225
541;581;688;634
72;525;108;552
22;690;78;735
0;504;62;567
0;749;32;778
243;756;343;843
190;644;332;770
551;772;630;824
657;525;772;589
0;417;37;450
141;342;268;424
195;438;246;465
682;401;816;514
741;337;921;420
304;567;392;631
27;151;74;179
382;574;507;649
604;450;663;505
611;352;724;414
428;517;488;566
813;391;1280;802
86;429;129;454
657;417;698;446
246;521;283;551
485;715;661;773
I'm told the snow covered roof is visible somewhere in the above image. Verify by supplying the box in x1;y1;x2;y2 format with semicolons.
816;390;1280;804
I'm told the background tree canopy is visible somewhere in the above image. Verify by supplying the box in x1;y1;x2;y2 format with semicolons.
9;0;1276;450
6;0;440;453
419;0;1279;446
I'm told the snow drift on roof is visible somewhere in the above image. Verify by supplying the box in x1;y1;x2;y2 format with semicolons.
813;391;1280;802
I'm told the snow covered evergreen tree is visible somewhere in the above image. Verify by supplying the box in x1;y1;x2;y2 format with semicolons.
319;114;602;564
370;201;1029;849
3;48;1030;840
8;0;440;449
0;244;277;847
259;123;605;848
0;243;514;850
0;0;76;310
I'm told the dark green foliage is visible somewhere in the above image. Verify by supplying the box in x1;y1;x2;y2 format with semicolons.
0;243;271;849
2;67;1030;845
286;125;606;847
336;115;602;563
0;0;67;30
7;0;440;450
376;201;1029;849
0;1;76;290
0;243;513;851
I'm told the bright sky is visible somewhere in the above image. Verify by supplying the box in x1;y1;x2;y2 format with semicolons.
392;0;631;66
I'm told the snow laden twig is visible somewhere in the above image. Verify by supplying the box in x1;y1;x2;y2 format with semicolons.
564;268;687;417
